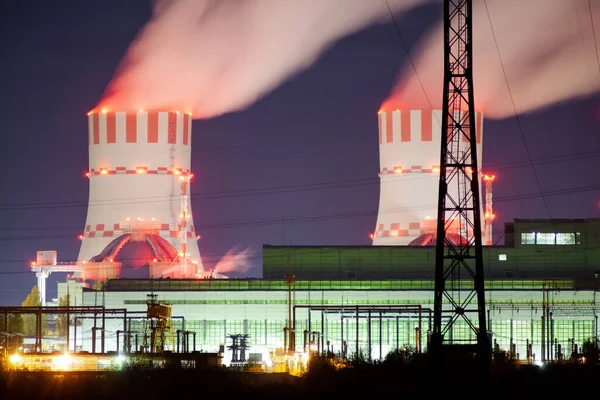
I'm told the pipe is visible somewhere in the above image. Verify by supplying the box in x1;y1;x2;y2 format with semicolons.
356;306;359;357
379;312;382;360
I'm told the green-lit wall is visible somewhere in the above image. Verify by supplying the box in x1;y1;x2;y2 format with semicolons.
262;245;600;281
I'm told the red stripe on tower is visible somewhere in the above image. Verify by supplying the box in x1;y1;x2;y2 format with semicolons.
93;114;100;144
421;109;432;141
476;112;482;144
148;112;159;143
385;112;393;143
106;113;116;143
126;113;137;143
378;113;383;145
401;110;411;142
183;114;189;145
168;112;177;144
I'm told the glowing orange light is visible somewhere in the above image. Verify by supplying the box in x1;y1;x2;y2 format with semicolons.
153;258;157;262
483;174;496;181
100;168;108;175
465;167;473;174
136;167;147;174
30;261;36;267
101;109;107;114
85;172;91;178
126;217;130;221
87;111;92;116
151;217;155;221
179;175;185;181
394;167;402;174
369;233;374;239
78;234;84;240
196;235;201;240
176;111;180;114
432;167;440;173
139;109;144;113
109;258;113;262
173;168;182;175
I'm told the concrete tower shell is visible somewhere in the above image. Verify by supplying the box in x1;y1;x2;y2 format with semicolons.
78;110;203;278
372;109;484;245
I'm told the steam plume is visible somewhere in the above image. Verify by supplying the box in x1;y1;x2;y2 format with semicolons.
98;0;599;120
213;246;254;275
382;0;600;118
97;0;421;118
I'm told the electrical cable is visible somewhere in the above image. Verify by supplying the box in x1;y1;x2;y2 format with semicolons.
384;0;439;124
0;149;596;213
483;0;552;218
589;0;600;76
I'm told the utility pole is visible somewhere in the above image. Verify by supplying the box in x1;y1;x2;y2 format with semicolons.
432;0;490;369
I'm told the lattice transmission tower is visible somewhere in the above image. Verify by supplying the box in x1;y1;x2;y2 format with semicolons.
431;0;490;368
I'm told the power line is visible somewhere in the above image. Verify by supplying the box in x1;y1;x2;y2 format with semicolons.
588;0;600;76
0;182;597;242
573;0;595;80
483;0;552;218
384;0;438;120
0;149;597;213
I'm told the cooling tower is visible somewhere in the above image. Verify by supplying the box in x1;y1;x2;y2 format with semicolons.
372;109;484;246
78;110;204;279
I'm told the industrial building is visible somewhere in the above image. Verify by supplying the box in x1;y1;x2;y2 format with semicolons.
25;107;600;368
69;218;600;366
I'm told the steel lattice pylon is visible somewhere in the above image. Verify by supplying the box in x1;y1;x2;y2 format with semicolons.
431;0;490;367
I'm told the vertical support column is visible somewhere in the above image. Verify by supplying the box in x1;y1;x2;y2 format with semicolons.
356;306;359;357
367;310;372;361
379;312;383;360
36;270;49;306
179;175;190;277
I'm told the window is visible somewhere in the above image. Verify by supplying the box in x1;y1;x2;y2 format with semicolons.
521;232;535;245
536;232;555;245
498;254;507;261
556;233;575;245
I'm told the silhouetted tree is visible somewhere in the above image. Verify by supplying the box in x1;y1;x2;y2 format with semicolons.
55;294;70;336
21;286;46;336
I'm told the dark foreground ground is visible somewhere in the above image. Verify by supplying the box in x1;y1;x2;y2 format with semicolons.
1;359;598;399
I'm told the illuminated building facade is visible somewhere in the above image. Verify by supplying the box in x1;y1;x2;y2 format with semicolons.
74;218;600;364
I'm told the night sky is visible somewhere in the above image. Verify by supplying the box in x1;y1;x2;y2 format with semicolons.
0;0;598;305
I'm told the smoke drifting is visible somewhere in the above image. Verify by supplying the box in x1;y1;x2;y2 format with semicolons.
382;0;600;118
213;246;254;275
96;0;421;119
98;0;598;120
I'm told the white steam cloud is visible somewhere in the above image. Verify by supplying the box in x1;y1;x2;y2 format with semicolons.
213;246;254;275
383;0;600;118
99;0;599;120
98;0;421;118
